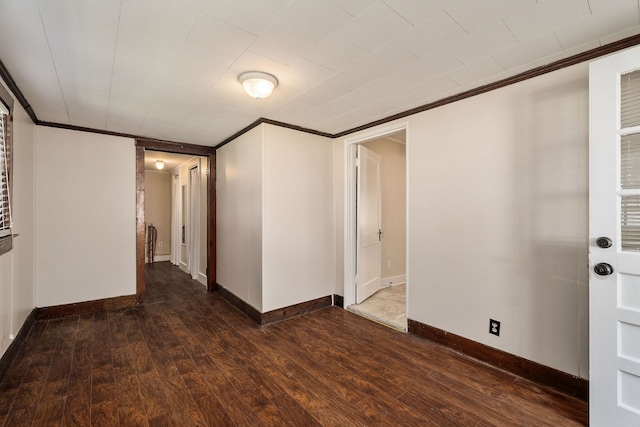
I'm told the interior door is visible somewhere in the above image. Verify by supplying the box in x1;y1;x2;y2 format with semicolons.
188;164;200;280
171;174;180;266
590;45;640;426
356;145;382;304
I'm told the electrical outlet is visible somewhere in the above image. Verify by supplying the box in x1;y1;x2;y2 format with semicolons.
489;319;500;336
158;242;163;248
387;260;391;269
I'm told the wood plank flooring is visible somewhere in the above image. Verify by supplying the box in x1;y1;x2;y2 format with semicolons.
0;262;588;426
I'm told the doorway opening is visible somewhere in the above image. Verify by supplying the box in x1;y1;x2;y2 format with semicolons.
344;123;408;331
135;140;215;303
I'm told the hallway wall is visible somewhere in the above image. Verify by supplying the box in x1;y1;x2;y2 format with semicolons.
34;127;136;307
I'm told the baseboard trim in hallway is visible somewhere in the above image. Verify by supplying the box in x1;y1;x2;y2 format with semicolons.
216;282;332;325
333;294;344;308
408;319;589;401
261;295;332;324
35;294;138;319
215;283;261;323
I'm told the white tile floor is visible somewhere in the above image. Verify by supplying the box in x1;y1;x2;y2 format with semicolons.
347;284;406;331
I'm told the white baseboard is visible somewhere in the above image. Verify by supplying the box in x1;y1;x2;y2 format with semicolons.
382;274;406;287
197;272;207;287
176;262;207;286
179;262;188;274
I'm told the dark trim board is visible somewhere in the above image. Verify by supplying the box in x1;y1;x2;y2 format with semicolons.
0;58;36;123
0;76;14;112
215;283;262;324
261;295;333;325
261;118;333;138
336;33;640;136
335;34;640;137
216;283;332;325
214;118;333;150
333;294;344;308
407;319;589;402
35;295;137;320
37;122;214;150
0;309;36;383
2;33;640;149
216;33;640;146
136;138;214;156
215;118;263;149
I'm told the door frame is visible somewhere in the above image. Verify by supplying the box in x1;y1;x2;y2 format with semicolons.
135;139;216;303
343;122;408;309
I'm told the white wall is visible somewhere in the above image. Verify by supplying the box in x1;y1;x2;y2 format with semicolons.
217;124;335;313
217;126;263;310
262;125;334;312
34;127;136;307
0;81;35;358
335;63;589;378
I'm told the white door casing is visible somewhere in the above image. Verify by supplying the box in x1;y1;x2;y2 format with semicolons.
343;123;408;309
356;145;382;304
590;45;640;426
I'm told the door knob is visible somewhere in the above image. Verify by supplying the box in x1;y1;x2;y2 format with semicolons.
594;263;614;276
596;237;613;248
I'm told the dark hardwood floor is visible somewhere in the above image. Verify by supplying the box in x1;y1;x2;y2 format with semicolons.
0;262;587;426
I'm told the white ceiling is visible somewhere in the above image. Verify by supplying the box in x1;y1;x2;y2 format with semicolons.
0;0;638;147
144;151;199;171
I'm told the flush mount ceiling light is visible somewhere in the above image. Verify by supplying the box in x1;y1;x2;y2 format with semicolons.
238;71;278;100
155;160;164;170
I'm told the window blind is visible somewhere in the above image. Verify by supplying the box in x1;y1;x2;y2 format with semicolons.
621;133;640;190
0;111;11;238
622;196;640;251
621;71;640;251
621;70;640;128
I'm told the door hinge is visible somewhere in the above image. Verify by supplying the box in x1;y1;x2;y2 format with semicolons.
355;158;360;167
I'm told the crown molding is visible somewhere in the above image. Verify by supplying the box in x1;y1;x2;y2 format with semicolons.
2;33;640;149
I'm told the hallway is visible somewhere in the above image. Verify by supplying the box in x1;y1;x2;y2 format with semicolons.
0;262;587;425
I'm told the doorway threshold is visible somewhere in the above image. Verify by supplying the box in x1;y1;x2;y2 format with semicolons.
347;284;407;332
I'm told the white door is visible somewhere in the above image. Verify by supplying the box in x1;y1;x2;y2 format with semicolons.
171;174;180;266
188;165;200;280
356;145;382;304
590;45;640;426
